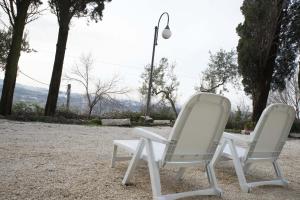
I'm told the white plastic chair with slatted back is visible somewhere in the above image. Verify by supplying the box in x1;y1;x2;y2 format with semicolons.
111;93;231;200
212;103;295;192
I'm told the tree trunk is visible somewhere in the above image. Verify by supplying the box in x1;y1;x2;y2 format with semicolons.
45;23;70;116
252;45;280;122
166;97;178;118
88;106;93;118
155;90;178;118
251;0;285;122
298;61;300;92
0;3;29;115
252;83;271;122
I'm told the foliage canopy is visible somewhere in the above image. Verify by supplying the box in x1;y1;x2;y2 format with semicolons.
140;58;180;117
48;0;111;25
195;49;238;94
0;28;35;69
236;0;300;121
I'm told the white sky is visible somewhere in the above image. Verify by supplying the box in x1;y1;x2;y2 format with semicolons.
0;0;251;109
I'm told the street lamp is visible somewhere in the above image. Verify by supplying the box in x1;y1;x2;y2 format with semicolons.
145;12;172;117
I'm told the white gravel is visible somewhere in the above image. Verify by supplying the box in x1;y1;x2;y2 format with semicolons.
0;119;299;200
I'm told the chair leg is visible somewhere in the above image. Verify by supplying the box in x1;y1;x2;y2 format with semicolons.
247;161;289;189
206;164;213;186
227;139;250;193
145;139;162;198
175;167;186;181
273;161;283;178
207;163;222;196
243;162;252;175
273;160;288;186
211;140;227;167
245;161;288;189
111;144;118;168
122;139;145;185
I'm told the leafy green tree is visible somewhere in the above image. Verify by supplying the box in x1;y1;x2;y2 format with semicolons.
236;0;300;122
0;28;11;69
284;1;300;90
274;0;300;91
45;0;111;116
0;0;42;115
195;49;238;94
140;58;180;117
0;28;35;70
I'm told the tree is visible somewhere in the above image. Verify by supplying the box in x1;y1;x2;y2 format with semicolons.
273;0;300;91
195;49;238;94
65;54;128;117
0;28;11;69
0;28;35;70
45;0;111;116
0;0;42;115
236;0;300;122
269;67;300;119
140;58;180;117
284;1;300;90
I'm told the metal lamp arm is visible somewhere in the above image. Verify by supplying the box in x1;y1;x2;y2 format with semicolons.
157;12;170;29
155;12;170;45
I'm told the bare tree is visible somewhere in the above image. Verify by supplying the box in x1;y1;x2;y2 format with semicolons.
65;54;128;117
269;69;300;119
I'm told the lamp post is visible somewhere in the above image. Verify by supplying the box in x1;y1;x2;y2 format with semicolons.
145;12;172;117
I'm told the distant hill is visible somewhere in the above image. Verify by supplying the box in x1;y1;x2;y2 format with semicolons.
0;79;70;106
0;80;141;114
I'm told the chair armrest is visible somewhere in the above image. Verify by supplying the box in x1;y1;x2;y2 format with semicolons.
223;132;253;145
133;128;169;144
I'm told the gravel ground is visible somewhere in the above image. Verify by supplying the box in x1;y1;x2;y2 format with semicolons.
0;119;299;200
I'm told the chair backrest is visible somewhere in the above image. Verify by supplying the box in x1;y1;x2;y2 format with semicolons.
161;93;231;166
246;104;295;160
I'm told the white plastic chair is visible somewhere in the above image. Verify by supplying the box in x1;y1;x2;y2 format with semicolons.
212;103;295;192
111;93;231;200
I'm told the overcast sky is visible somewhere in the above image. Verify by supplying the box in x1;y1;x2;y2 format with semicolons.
0;0;251;108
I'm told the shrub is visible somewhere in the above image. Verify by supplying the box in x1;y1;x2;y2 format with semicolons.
225;109;252;132
291;119;300;133
56;107;87;120
150;112;175;120
150;105;176;120
12;102;43;115
226;114;244;131
88;118;102;125
224;129;241;133
9;102;88;124
244;120;255;130
101;111;142;122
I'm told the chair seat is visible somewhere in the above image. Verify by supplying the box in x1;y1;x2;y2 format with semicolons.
114;140;166;162
223;143;246;159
